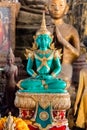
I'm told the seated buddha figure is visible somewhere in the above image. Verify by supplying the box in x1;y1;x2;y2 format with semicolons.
17;12;67;93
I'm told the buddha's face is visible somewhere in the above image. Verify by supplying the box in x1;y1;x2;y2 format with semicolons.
35;34;52;50
48;0;67;19
7;58;13;65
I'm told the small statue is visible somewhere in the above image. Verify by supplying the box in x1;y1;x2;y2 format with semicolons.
47;0;80;86
3;48;18;110
3;112;16;130
74;62;87;128
17;11;67;93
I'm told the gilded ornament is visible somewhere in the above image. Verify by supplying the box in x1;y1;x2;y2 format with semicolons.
39;112;49;121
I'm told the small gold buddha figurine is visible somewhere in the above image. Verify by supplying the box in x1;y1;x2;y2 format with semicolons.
47;0;80;86
3;112;16;130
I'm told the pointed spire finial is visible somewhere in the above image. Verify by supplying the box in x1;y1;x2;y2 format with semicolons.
36;11;51;36
40;11;46;31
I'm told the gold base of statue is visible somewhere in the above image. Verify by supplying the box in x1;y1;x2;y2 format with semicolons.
14;91;71;129
15;92;71;109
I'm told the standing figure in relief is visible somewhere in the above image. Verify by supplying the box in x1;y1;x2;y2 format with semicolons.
3;48;18;113
47;0;80;86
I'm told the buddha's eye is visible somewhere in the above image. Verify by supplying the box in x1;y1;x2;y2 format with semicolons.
50;4;56;7
51;4;55;6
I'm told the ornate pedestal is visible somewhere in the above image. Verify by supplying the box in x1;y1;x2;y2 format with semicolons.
14;92;71;129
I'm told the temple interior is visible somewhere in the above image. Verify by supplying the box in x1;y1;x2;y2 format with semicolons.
0;0;87;130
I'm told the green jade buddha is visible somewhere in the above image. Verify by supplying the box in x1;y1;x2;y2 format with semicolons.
17;12;67;93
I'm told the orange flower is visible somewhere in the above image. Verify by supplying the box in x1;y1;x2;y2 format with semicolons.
0;117;6;130
24;119;32;126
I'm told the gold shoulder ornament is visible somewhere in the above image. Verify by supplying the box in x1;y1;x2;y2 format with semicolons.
50;42;55;50
24;49;34;59
54;49;62;59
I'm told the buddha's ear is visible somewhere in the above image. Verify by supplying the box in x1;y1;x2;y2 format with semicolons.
51;35;54;39
44;4;49;14
64;4;69;15
33;35;36;40
32;42;38;50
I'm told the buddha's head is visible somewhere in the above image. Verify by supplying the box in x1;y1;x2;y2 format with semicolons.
48;0;69;19
34;12;53;50
7;48;15;65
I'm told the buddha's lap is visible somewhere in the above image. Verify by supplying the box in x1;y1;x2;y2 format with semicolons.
20;78;66;91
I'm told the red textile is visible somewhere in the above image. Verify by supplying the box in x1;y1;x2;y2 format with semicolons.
28;124;39;130
28;124;66;130
49;125;66;130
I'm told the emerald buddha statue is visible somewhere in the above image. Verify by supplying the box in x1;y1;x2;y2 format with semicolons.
15;12;71;129
17;12;67;93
